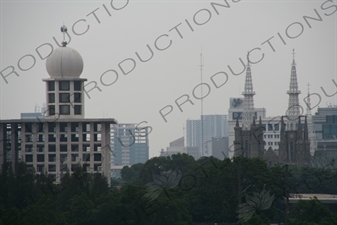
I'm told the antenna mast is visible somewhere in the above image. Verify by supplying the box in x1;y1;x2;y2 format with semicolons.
200;47;204;157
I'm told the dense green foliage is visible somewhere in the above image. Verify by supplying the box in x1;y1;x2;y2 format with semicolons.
0;154;336;225
286;197;337;225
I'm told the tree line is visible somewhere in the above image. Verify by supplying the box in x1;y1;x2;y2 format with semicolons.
1;154;337;225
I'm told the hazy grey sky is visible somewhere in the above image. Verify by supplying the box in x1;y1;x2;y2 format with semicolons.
1;0;336;158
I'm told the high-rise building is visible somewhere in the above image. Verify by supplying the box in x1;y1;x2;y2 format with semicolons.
186;114;228;157
160;137;200;160
185;119;201;150
209;137;229;159
306;84;316;155
0;26;117;184
111;123;149;166
313;106;337;151
160;137;185;157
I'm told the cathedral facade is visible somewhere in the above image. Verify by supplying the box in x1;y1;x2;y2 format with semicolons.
233;51;311;167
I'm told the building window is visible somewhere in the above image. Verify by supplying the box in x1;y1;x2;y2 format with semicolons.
83;134;90;142
71;122;79;132
48;93;55;103
94;123;101;132
71;164;79;172
71;145;79;152
74;105;82;115
74;93;81;103
48;81;55;91
37;145;44;152
60;145;68;152
48;145;56;152
60;105;70;115
268;124;273;131
25;134;33;142
25;123;33;133
71;134;79;142
25;145;33;152
48;105;55;116
60;154;67;163
48;123;56;132
60;134;67;142
71;154;79;162
48;165;56;172
274;124;279;131
48;154;56;162
25;155;33;162
94;164;101;172
59;81;70;91
37;134;44;142
94;154;102;161
60;122;67;132
74;81;81;91
37;123;44;133
59;93;70;103
83;154;90;162
37;154;44;162
83;144;90;152
48;134;56;142
94;134;101;142
37;165;44;173
83;123;90;132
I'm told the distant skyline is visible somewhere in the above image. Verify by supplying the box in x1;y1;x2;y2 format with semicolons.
1;0;336;158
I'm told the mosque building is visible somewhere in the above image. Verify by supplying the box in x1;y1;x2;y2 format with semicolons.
0;26;117;184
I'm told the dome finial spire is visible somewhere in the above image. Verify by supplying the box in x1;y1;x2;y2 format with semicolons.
61;24;68;47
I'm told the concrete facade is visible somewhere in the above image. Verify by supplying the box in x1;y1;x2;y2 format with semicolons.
0;42;118;185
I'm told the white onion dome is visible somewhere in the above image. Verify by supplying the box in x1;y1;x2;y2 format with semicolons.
46;46;83;78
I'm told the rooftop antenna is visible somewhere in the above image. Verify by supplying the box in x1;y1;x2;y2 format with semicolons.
200;46;204;157
292;48;296;65
61;23;68;47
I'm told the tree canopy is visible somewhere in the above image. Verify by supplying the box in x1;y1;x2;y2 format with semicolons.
1;155;336;225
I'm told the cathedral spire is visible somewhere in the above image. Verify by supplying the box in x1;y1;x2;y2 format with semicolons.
286;49;301;130
306;84;315;155
242;53;255;130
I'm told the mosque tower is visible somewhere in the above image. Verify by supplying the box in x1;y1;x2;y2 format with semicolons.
43;25;87;119
286;49;301;130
